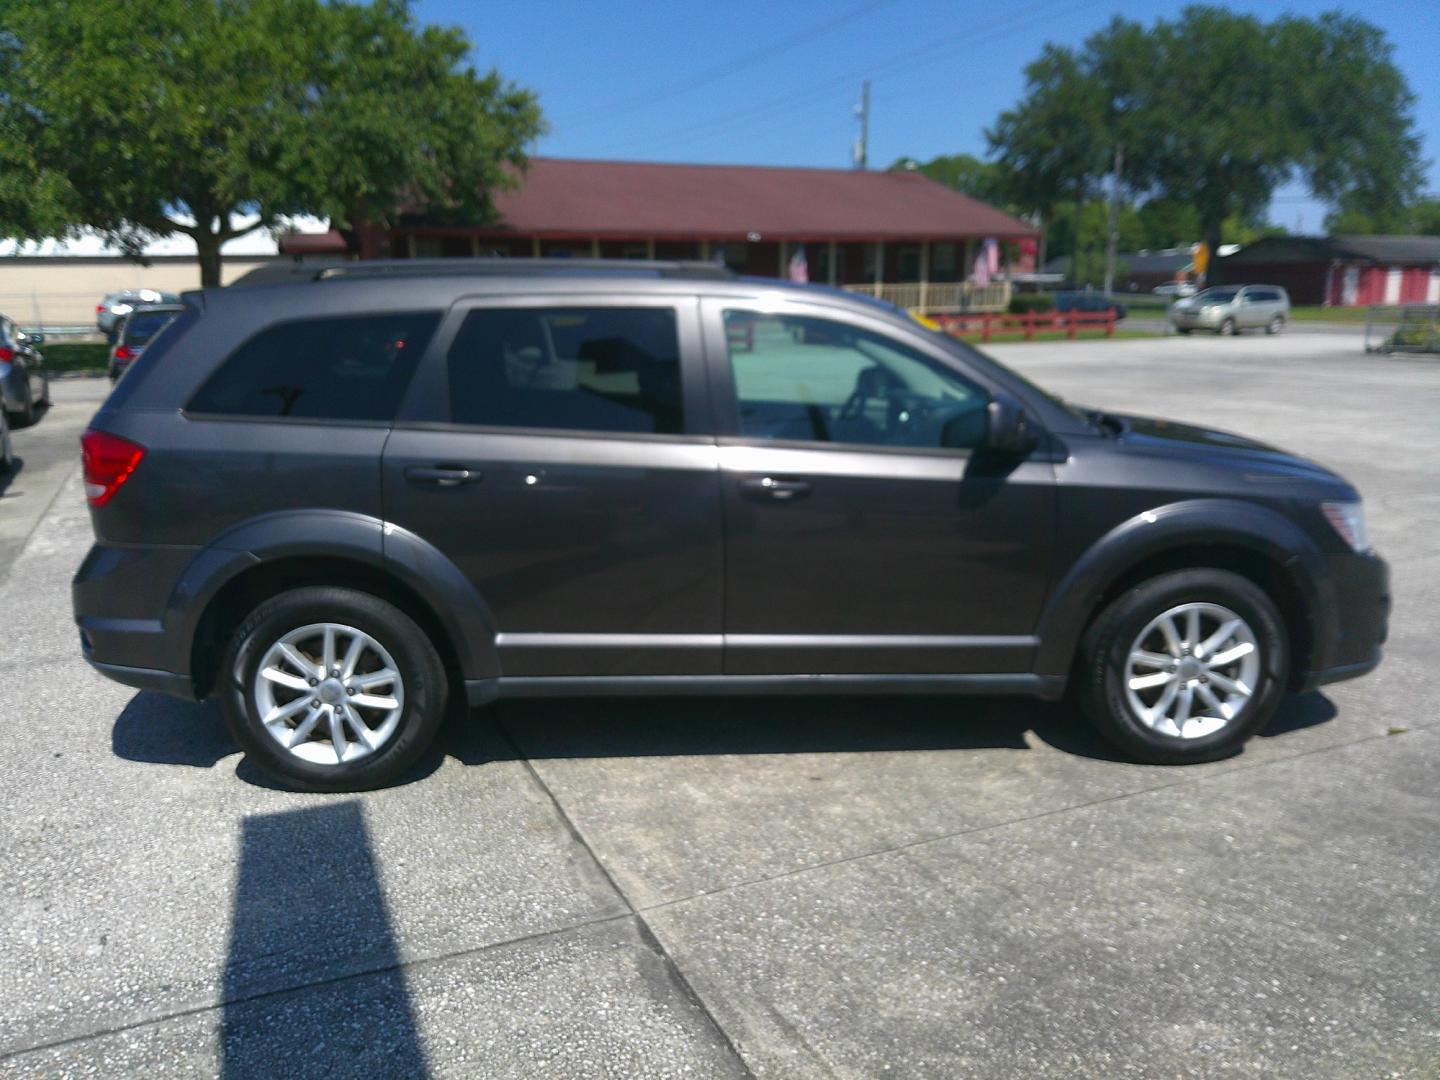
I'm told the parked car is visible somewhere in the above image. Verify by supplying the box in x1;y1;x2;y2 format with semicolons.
1171;285;1290;335
0;315;49;427
1153;281;1198;298
96;289;181;340
1054;291;1127;319
74;260;1389;791
109;304;185;382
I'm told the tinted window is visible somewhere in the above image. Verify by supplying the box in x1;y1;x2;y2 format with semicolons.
447;307;683;435
189;312;439;421
124;311;179;345
723;311;989;449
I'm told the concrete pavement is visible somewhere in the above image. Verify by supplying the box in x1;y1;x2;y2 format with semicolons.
1;334;1436;1076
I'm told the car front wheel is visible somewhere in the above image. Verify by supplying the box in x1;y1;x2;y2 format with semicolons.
220;586;448;791
1218;318;1237;336
1266;315;1285;335
1075;569;1288;764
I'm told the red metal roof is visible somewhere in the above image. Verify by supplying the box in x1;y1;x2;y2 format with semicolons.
470;157;1036;241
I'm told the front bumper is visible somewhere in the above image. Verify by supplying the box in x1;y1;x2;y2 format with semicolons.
1297;549;1390;691
1171;308;1224;329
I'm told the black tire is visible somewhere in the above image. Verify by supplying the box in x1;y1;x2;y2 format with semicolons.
0;411;11;472
1074;569;1288;764
37;374;50;407
220;586;448;792
1218;318;1237;336
1176;327;1192;335
1266;315;1284;335
9;388;36;428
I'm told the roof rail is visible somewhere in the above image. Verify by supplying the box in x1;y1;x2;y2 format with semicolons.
312;257;736;282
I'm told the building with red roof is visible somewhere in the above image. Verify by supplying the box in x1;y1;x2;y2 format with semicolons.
283;158;1039;311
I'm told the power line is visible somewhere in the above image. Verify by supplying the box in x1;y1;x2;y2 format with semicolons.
556;0;904;131
566;0;1082;158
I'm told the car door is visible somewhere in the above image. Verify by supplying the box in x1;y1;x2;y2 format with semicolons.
701;297;1057;676
382;295;723;677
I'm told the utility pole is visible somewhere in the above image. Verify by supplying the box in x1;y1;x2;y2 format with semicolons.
1102;142;1124;294
853;80;870;171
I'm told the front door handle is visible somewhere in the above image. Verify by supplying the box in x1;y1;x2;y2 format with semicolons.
405;465;479;488
739;476;811;501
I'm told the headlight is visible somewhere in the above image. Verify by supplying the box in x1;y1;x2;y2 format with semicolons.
1321;501;1370;552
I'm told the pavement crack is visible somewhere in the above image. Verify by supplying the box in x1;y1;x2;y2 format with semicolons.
496;712;757;1079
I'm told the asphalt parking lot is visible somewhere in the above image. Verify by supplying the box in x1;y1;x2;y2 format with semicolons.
2;330;1437;1078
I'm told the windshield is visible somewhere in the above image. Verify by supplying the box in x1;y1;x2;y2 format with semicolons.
124;311;180;345
1194;288;1238;303
917;319;1090;425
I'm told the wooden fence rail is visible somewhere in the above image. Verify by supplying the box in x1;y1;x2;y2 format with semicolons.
935;309;1117;342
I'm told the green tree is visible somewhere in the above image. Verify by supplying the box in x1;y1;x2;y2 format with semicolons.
888;153;1015;208
0;0;542;286
1327;197;1440;236
986;44;1111;273
989;6;1424;280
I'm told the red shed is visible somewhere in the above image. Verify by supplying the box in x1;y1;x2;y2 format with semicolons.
1216;235;1440;307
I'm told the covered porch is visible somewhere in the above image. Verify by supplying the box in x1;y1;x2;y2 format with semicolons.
393;230;1018;313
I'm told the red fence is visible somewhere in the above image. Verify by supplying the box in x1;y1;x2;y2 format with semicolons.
935;309;1117;342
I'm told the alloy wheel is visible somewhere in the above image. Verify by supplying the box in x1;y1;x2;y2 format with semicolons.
251;622;405;765
1123;602;1260;740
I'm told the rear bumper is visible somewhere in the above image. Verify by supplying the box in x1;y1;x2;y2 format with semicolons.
74;541;201;697
1296;549;1390;691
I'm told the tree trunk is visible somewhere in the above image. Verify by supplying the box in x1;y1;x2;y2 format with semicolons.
196;232;223;288
1102;143;1124;295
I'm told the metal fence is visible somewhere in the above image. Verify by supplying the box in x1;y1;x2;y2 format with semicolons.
1363;304;1440;355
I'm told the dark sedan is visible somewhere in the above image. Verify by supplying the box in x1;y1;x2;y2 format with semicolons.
0;314;49;427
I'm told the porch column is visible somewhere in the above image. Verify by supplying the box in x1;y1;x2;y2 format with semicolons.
591;238;600;257
779;240;788;281
873;240;885;297
531;237;540;257
919;240;930;312
700;239;711;262
828;240;838;285
645;238;656;259
470;235;481;257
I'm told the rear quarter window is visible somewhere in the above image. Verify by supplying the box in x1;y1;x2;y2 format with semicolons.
188;312;440;422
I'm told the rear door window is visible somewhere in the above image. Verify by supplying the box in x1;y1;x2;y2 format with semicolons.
124;311;180;345
188;312;440;422
445;306;684;435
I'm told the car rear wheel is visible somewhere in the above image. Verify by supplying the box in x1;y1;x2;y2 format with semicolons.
1175;327;1192;335
0;411;11;472
1075;569;1288;764
1266;315;1284;335
1218;318;1237;336
220;586;448;791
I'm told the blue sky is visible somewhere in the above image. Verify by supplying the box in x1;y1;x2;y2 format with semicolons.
420;0;1438;234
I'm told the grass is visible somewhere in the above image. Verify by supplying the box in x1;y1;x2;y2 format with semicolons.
1288;305;1395;324
40;342;110;375
949;327;1163;345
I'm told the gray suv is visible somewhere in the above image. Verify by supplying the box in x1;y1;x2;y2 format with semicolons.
74;261;1387;791
1171;285;1290;335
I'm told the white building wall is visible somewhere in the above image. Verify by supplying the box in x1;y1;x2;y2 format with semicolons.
0;257;277;327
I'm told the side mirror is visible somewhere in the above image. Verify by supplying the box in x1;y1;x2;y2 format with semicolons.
27;332;44;345
982;395;1037;455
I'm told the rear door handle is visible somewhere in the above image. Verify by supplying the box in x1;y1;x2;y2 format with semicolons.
405;465;479;488
739;476;811;501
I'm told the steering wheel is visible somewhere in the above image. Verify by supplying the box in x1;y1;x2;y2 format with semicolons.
839;365;904;422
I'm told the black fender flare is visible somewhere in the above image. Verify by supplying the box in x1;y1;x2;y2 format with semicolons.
162;510;500;683
1032;498;1325;678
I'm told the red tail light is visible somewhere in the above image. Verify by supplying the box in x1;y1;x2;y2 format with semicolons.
113;345;134;361
81;429;145;507
0;346;13;363
96;304;105;314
